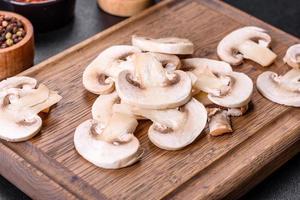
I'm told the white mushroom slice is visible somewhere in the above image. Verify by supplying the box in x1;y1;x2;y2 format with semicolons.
74;113;142;169
283;44;300;69
208;110;232;136
217;26;277;66
82;45;141;95
0;76;37;94
181;58;233;74
148;52;181;71
193;91;213;106
92;92;120;123
116;53;192;109
147;98;207;150
227;104;248;117
208;72;253;108
132;35;194;55
257;69;300;107
0;88;62;142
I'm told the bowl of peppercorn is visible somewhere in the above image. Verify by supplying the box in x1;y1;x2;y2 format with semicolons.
0;11;34;80
0;0;76;32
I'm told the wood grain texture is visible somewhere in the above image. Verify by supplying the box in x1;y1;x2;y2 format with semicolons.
0;0;300;199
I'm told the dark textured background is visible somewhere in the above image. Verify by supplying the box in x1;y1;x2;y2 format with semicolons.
0;0;299;199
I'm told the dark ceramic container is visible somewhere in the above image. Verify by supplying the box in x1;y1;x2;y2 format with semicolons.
0;0;76;32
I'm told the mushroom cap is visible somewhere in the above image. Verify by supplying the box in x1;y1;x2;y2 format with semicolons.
148;98;207;150
256;71;300;107
82;45;141;95
208;72;253;108
283;44;300;69
132;35;194;55
181;58;233;74
74;119;142;169
217;26;275;66
116;70;192;109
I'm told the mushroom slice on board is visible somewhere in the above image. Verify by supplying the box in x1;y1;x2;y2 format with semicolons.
181;58;233;96
0;76;37;94
257;69;300;107
181;58;233;74
208;72;253;108
132;35;194;55
283;44;300;69
116;53;192;109
217;26;277;66
74;113;143;169
114;98;207;150
147;98;207;150
82;45;141;95
0;87;62;142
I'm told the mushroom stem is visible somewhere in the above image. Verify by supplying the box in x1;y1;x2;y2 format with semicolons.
208;110;232;136
239;40;277;67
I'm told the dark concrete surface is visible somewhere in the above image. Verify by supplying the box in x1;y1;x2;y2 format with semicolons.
0;0;299;199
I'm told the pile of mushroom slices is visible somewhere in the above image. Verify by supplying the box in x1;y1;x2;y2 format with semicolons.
75;34;254;169
257;43;300;107
0;76;62;142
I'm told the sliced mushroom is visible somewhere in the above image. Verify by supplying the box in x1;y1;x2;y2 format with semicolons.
132;35;194;55
116;53;192;109
181;58;233;74
257;69;300;107
74;113;143;169
283;44;300;69
0;76;37;95
0;85;62;142
92;92;120;124
208;72;253;108
149;52;181;71
217;26;277;66
82;45;141;95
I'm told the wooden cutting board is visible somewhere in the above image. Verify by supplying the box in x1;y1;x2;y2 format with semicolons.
1;0;299;199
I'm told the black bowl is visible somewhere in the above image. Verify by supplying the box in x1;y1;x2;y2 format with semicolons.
0;0;76;32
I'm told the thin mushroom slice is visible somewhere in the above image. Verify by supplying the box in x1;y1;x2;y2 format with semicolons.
82;45;141;95
147;98;207;150
116;53;192;109
217;26;277;66
0;88;62;142
132;35;194;55
74;113;143;169
181;58;233;74
256;69;300;107
208;72;253;108
283;44;300;69
0;76;37;94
